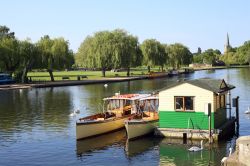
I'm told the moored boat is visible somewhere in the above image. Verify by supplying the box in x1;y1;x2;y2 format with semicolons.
125;95;159;140
0;73;15;84
76;93;152;140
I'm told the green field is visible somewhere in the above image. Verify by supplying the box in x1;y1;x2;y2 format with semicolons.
27;68;162;81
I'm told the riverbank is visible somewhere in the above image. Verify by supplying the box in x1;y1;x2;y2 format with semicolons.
0;65;249;91
0;76;149;90
193;65;250;71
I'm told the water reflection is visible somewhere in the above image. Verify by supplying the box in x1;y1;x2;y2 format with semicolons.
0;68;250;165
0;88;72;145
76;129;126;155
125;136;161;157
159;138;228;166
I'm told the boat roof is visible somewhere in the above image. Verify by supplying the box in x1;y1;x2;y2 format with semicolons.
103;94;158;101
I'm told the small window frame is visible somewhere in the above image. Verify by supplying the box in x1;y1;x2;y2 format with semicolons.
174;96;195;112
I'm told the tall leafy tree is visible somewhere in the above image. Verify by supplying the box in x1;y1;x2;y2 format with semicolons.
0;37;20;75
141;39;165;72
17;39;39;83
0;25;17;73
94;31;114;77
202;49;221;65
234;41;250;65
76;29;142;77
157;43;168;71
75;36;96;68
37;35;54;81
112;29;140;76
0;25;15;39
166;43;192;69
37;35;72;81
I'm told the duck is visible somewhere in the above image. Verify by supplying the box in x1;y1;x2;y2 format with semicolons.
245;107;250;114
104;84;108;88
188;140;203;152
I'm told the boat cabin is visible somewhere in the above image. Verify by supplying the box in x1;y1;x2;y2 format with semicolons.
103;93;158;117
158;78;235;132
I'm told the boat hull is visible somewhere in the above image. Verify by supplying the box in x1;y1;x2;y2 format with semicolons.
76;115;131;140
125;119;158;140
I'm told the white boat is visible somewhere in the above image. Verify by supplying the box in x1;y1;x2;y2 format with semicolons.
76;93;152;140
125;95;159;140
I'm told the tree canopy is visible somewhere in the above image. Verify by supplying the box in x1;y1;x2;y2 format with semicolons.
0;25;74;82
76;29;141;77
141;39;167;72
166;43;192;69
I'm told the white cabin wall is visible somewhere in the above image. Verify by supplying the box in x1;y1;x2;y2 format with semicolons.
159;83;214;112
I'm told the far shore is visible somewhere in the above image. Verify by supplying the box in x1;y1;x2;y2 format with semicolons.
0;65;249;91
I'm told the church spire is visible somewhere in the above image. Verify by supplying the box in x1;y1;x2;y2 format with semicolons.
224;33;232;54
226;33;230;47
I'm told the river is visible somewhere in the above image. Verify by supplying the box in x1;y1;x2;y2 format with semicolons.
0;68;250;166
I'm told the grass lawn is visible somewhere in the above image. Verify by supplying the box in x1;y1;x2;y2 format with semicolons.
27;68;163;81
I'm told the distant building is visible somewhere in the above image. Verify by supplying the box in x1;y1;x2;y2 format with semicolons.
224;33;232;54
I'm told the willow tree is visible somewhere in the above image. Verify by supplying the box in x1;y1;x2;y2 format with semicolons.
76;29;141;77
75;36;96;68
166;43;192;69
94;31;114;77
141;39;167;72
37;35;72;81
112;29;140;76
0;37;20;75
18;39;39;83
157;43;168;71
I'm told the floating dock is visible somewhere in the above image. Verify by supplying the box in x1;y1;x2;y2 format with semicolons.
155;117;236;141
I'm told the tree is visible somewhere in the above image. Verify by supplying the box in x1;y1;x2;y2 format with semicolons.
0;25;15;39
75;36;96;68
157;43;168;71
17;39;39;83
76;29;142;77
0;25;18;73
112;29;140;76
234;41;250;65
141;39;166;72
166;43;192;69
0;37;20;75
37;35;72;81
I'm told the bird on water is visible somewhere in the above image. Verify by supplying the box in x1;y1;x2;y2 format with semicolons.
188;140;203;152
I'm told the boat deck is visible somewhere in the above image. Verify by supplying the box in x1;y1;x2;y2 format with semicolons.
155;118;236;141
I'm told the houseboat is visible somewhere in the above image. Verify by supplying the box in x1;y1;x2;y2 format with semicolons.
156;78;236;141
76;93;152;140
125;94;159;140
0;73;15;84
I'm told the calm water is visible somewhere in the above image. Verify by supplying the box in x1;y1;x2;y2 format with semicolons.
0;68;250;166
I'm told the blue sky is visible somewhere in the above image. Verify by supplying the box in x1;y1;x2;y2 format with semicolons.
1;0;250;53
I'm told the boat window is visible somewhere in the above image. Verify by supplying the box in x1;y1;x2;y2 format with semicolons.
175;96;194;111
125;100;130;106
